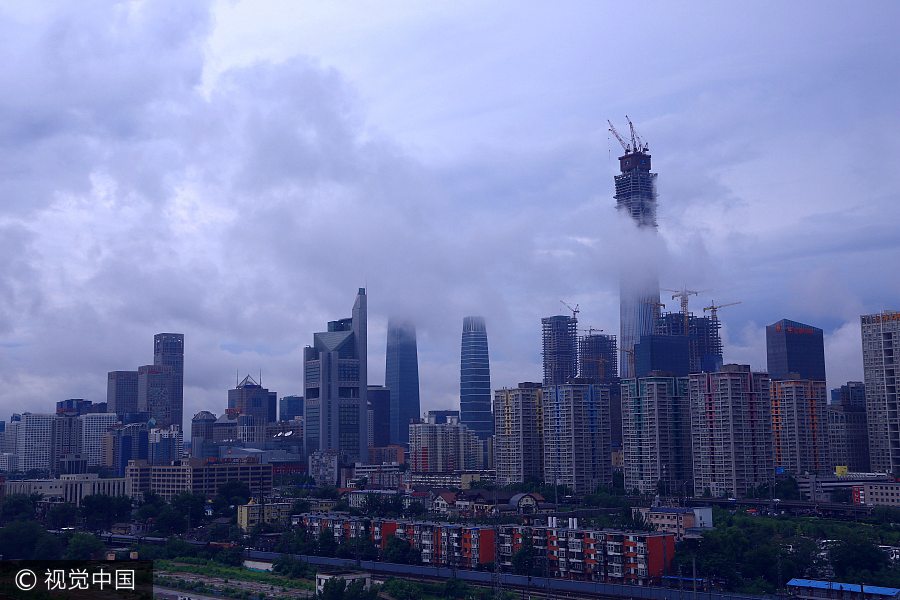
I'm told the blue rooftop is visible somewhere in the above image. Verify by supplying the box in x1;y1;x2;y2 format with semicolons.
788;579;900;597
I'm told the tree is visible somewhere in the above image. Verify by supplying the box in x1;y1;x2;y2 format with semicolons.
830;536;889;579
153;506;188;535
64;533;104;560
0;494;39;523
0;520;57;559
217;480;252;505
80;495;132;531
383;536;420;565
45;503;78;529
317;527;338;557
172;492;207;526
380;579;423;600
511;542;541;577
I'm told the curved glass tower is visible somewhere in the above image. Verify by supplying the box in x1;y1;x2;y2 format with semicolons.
460;316;492;439
614;147;660;378
385;318;421;446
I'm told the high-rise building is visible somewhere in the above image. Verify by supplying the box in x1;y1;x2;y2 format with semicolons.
633;335;690;378
80;412;119;468
408;412;483;473
460;316;492;439
861;310;900;473
655;312;723;374
303;289;368;464
279;395;304;422
828;382;870;472
367;385;391;448
543;382;612;494
16;413;56;472
149;426;184;465
51;414;83;476
690;365;773;498
385;319;421;447
107;371;139;417
426;410;460;424
770;378;829;476
138;364;175;428
613;131;661;379
494;382;544;486
578;333;618;383
55;399;95;417
766;319;826;381
103;423;149;477
228;375;277;442
621;376;691;495
542;315;577;386
154;333;185;431
191;411;217;458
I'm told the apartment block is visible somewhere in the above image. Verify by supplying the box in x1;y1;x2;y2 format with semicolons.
493;382;543;486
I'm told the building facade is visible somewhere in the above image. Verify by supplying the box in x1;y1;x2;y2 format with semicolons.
493;382;544;486
690;365;774;497
621;376;692;495
543;383;612;494
153;333;185;430
125;458;273;501
228;375;277;442
279;395;304;422
460;316;492;439
107;370;139;417
862;311;900;474
304;289;368;464
408;412;483;474
16;413;55;472
771;378;829;475
138;364;175;429
385;318;420;447
828;381;869;472
542;315;578;386
766;319;826;381
367;385;391;448
80;412;119;468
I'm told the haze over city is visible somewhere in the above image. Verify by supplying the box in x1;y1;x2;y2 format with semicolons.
1;1;898;428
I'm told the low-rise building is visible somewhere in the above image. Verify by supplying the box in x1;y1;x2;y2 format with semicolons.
854;482;900;507
315;571;371;595
125;458;273;501
632;506;713;541
351;462;403;489
787;579;900;600
237;501;293;531
6;473;127;507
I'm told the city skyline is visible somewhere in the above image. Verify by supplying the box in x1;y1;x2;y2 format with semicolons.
1;2;899;425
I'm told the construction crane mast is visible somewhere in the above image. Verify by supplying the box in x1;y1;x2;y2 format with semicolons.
703;300;742;323
560;300;580;322
664;288;706;333
608;120;631;153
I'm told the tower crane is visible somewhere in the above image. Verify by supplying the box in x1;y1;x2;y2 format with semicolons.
608;120;631;153
626;115;649;153
560;300;580;322
703;300;742;323
664;288;707;333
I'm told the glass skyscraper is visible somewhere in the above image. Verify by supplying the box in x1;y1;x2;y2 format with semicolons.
614;143;661;379
460;316;492;439
765;319;826;381
153;333;184;430
385;318;421;446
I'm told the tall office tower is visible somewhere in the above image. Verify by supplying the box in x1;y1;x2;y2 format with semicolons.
191;411;217;458
861;311;900;473
304;289;368;464
494;382;544;486
460;316;492;439
149;426;184;465
138;364;175;428
766;319;826;381
621;376;691;495
656;312;723;374
543;382;612;494
578;333;618;383
368;385;391;448
1;419;19;455
107;371;139;417
542;315;578;386
154;333;185;430
51;414;83;475
408;412;483;473
385;319;421;446
79;412;119;467
690;365;773;498
16;413;55;472
228;375;277;442
55;399;95;417
771;378;829;476
613;129;661;379
828;382;870;472
103;422;149;476
279;395;304;422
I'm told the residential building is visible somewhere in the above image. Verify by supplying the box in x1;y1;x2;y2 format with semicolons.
632;506;713;541
771;378;829;475
621;376;692;495
542;315;577;386
409;412;483;473
426;410;459;424
237;501;293;531
153;332;185;430
351;462;403;489
766;319;826;381
107;370;139;417
862;310;900;473
0;453;18;472
368;445;405;465
493;382;544;486
385;318;420;447
690;365;774;497
853;482;900;507
543;382;612;494
309;449;341;486
460;316;492;439
304;288;368;463
51;414;83;476
279;395;304;422
80;412;119;468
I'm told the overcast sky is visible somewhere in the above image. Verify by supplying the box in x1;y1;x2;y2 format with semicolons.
1;1;898;430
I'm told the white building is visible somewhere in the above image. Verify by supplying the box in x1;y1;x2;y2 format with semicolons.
6;473;128;506
493;383;544;486
409;413;483;474
17;413;56;472
0;453;19;472
771;378;829;476
862;311;900;473
80;413;120;467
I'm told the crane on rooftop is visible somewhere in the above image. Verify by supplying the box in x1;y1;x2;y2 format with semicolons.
703;300;742;323
664;288;708;332
560;300;580;322
608;116;649;156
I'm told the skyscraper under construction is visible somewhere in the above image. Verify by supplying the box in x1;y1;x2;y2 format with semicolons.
610;118;661;378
